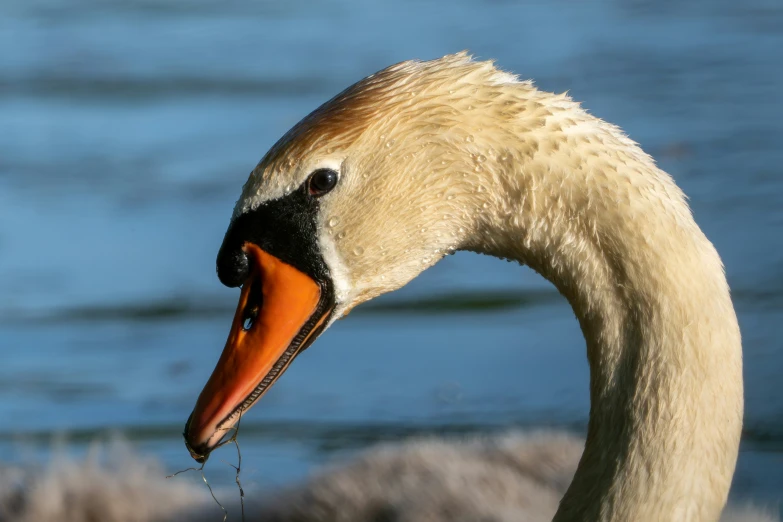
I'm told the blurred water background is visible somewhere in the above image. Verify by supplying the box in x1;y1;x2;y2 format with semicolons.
0;0;781;515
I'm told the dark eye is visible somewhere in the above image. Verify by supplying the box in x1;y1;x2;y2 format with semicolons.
308;168;339;197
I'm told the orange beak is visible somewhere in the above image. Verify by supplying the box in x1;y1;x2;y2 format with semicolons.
184;243;332;462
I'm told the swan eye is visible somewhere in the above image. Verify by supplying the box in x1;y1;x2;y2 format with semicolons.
308;168;339;197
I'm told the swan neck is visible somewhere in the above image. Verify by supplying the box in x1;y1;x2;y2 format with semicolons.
470;117;743;521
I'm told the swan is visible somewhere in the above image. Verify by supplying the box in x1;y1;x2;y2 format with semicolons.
181;52;750;521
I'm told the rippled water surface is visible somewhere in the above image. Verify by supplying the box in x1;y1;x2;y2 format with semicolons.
1;0;782;513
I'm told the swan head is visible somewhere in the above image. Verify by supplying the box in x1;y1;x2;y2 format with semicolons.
184;52;532;460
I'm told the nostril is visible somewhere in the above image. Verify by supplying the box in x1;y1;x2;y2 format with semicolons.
241;278;262;331
216;247;249;288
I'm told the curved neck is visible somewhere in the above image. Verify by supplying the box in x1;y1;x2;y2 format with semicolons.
467;113;743;521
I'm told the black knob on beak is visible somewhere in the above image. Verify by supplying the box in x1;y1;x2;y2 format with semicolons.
216;231;250;288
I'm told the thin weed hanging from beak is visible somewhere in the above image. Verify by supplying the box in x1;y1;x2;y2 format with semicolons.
167;414;245;522
217;413;245;521
167;459;229;522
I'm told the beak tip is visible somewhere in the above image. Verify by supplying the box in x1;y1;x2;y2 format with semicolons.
183;413;211;464
183;435;210;464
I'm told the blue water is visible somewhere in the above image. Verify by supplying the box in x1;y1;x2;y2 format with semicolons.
1;0;782;512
